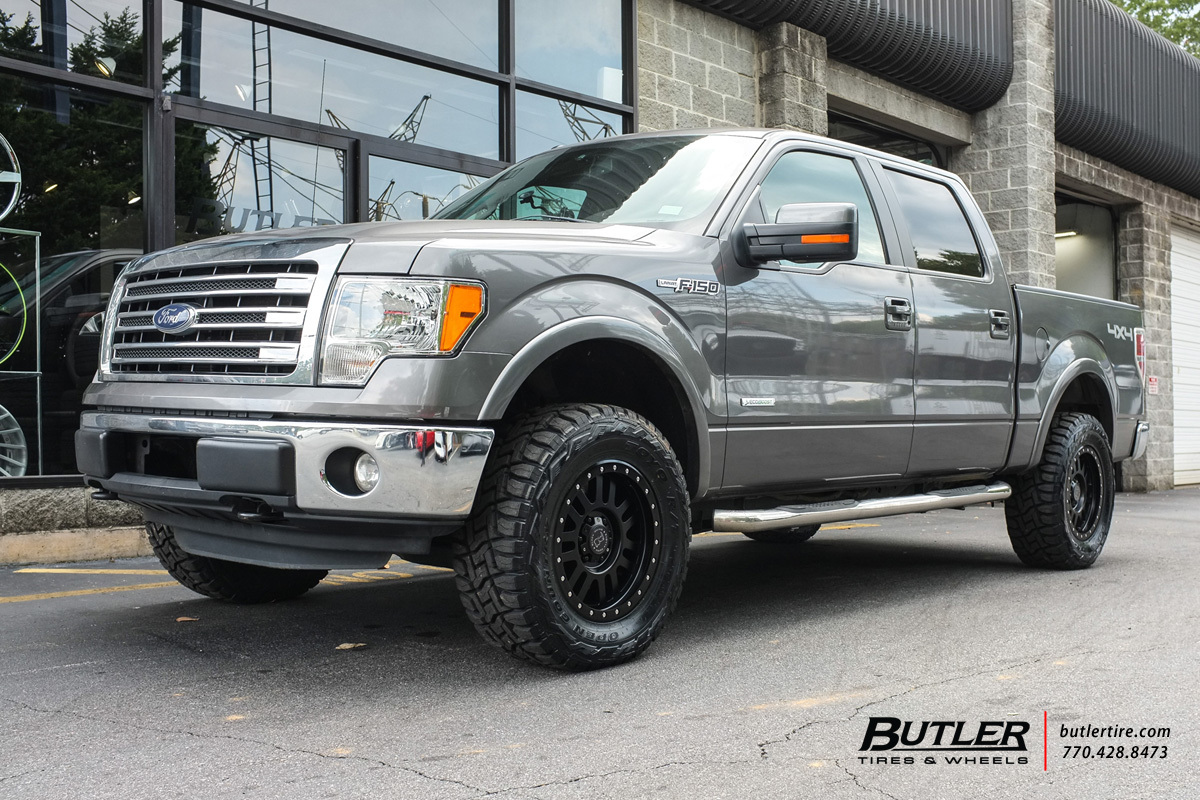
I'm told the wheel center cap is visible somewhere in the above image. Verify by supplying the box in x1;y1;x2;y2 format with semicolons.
586;518;612;558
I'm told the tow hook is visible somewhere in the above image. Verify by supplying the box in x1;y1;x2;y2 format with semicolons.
230;498;284;524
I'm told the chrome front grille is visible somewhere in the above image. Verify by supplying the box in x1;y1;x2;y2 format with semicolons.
110;261;316;377
99;238;350;385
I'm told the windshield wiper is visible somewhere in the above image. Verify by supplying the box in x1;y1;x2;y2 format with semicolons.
519;214;593;223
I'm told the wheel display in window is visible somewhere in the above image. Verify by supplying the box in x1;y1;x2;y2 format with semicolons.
0;403;27;478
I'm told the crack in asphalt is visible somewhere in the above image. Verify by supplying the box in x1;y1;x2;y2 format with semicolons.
0;769;44;784
3;696;755;799
482;759;755;799
834;759;901;800
1;697;488;795
757;651;1078;761
757;719;824;759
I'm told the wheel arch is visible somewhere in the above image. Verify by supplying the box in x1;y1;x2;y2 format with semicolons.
479;317;710;498
1030;360;1117;466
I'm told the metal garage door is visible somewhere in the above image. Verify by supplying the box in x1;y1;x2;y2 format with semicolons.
1173;227;1200;486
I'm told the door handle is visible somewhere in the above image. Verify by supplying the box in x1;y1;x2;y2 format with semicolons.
884;297;912;331
989;308;1011;340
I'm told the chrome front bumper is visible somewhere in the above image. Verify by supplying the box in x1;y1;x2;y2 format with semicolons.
77;411;494;518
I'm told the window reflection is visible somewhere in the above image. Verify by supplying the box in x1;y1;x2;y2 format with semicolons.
516;0;622;101
367;157;482;221
516;91;621;161
219;0;499;69
175;123;344;242
1;0;146;84
164;4;500;158
0;75;144;255
758;151;887;265
884;170;984;278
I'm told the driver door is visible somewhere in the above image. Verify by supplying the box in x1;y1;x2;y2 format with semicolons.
722;148;916;492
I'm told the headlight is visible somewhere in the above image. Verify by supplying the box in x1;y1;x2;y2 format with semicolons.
319;277;485;385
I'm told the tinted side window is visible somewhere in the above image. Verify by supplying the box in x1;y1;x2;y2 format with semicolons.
758;151;887;265
884;170;984;278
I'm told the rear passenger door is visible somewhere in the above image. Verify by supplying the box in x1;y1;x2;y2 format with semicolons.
722;147;916;491
875;164;1017;475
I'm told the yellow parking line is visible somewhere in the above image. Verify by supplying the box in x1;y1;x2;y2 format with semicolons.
0;582;178;604
15;568;168;576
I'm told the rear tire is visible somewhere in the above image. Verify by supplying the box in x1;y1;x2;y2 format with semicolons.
147;522;327;603
454;404;690;670
1005;412;1115;569
741;524;820;544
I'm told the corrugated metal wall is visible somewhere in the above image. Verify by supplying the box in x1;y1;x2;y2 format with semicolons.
680;0;1014;112
1056;0;1200;199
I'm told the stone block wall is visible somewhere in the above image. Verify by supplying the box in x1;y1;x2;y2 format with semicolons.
0;487;142;534
637;0;757;130
755;22;827;135
949;0;1057;288
1057;143;1200;491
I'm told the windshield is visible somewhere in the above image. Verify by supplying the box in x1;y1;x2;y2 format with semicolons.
434;135;761;233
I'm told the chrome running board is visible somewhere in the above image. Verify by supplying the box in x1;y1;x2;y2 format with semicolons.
712;482;1012;533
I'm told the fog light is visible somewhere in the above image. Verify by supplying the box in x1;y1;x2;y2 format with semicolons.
353;452;380;493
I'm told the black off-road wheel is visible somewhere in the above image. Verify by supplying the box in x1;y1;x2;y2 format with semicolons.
454;404;690;671
1005;412;1115;569
147;522;327;603
742;524;821;544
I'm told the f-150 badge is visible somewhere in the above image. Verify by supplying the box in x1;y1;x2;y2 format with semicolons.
657;277;720;295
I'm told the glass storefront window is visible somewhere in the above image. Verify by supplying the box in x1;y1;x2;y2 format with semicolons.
367;156;482;221
0;75;143;476
516;0;623;101
1;0;147;85
516;90;621;161
175;123;345;243
164;4;501;159
0;76;145;256
219;0;500;70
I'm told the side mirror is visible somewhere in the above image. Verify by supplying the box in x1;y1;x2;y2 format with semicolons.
740;202;859;265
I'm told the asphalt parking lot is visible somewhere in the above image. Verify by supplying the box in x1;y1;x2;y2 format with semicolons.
2;489;1197;800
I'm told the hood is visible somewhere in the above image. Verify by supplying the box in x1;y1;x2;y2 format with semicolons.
334;219;659;275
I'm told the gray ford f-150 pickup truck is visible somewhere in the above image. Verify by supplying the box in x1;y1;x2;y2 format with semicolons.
77;129;1147;670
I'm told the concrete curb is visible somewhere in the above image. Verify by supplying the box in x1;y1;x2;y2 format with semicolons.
0;527;150;566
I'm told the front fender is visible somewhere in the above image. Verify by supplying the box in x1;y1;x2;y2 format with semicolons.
478;314;715;495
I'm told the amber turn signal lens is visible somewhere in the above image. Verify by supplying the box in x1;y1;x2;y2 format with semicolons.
799;233;851;244
439;283;484;351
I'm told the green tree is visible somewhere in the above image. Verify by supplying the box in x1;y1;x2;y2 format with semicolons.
0;9;217;255
1109;1;1200;58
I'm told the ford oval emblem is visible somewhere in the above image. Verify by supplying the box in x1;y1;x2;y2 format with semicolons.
152;303;199;334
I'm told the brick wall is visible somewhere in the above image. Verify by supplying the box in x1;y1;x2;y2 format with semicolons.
1057;143;1200;491
949;0;1057;288
0;487;142;534
637;0;757;131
